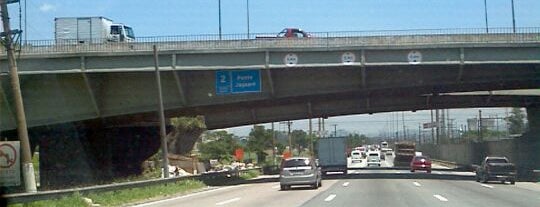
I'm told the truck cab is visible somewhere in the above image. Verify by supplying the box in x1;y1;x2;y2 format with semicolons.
109;24;135;42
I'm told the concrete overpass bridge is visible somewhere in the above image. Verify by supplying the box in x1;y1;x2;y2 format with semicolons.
1;27;539;130
1;28;539;188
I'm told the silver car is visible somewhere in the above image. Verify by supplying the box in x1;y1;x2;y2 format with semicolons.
279;157;322;190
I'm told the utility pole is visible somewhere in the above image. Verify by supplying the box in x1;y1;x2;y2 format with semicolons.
479;110;483;141
418;124;422;145
435;109;440;144
441;109;446;140
395;112;399;140
309;118;313;156
322;118;326;138
0;0;37;192
401;112;406;140
153;45;169;178
496;115;500;140
318;117;321;138
332;124;337;137
287;121;292;155
430;109;435;144
271;122;275;165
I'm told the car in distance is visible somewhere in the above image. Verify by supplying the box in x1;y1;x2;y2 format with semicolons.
475;156;516;184
280;157;322;190
355;146;367;158
366;152;381;167
410;155;432;173
256;28;311;39
351;150;363;163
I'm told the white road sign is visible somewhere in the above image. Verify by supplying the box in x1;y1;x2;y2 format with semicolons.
407;50;422;64
341;52;356;65
284;53;299;66
0;141;21;186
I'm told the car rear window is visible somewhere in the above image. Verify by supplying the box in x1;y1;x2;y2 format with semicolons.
352;152;360;155
283;159;310;168
487;158;508;164
368;153;378;156
414;156;429;161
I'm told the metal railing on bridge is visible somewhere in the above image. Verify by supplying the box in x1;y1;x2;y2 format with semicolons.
4;27;540;55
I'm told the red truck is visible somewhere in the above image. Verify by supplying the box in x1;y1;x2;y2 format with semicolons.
256;28;311;39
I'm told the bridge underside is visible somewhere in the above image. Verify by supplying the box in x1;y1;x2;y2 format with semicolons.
1;63;539;130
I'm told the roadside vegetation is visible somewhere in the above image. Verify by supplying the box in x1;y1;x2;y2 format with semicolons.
239;169;261;180
7;180;206;207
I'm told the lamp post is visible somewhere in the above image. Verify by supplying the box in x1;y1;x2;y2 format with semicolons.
484;0;489;33
246;0;250;39
511;0;516;33
218;0;222;40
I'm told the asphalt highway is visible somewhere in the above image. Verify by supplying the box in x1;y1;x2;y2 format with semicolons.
135;155;540;207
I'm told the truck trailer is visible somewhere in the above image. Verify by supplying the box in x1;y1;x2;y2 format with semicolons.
317;137;347;175
393;142;416;167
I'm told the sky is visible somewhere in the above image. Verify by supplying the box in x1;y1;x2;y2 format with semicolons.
6;0;540;40
3;0;537;136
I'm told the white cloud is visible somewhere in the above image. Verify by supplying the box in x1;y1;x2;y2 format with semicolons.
39;3;56;12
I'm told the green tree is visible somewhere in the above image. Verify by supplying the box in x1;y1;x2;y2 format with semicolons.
247;125;273;163
198;130;240;163
291;129;308;149
508;108;525;135
346;133;368;147
167;116;207;155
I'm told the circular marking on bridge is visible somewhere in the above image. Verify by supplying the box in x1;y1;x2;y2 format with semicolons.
284;53;298;66
407;50;422;64
341;52;356;65
0;143;17;168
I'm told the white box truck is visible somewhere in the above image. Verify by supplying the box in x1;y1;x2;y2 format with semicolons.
317;137;348;175
55;16;135;44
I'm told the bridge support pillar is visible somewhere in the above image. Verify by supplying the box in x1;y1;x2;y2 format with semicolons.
514;106;540;180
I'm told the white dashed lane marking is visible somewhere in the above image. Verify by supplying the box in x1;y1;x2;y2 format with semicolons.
216;197;241;206
481;184;494;189
433;194;448;202
324;194;337;202
413;182;421;187
342;182;350;187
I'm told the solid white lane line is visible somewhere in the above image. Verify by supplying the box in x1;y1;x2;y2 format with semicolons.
216;197;241;206
324;194;337;202
135;186;239;207
342;182;350;187
396;171;402;173
413;182;421;187
481;184;494;189
437;172;443;174
433;194;448;202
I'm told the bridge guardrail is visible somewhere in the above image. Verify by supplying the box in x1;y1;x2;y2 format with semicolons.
4;27;540;55
2;167;261;205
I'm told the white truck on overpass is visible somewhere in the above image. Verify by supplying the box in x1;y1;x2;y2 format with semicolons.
55;16;135;44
